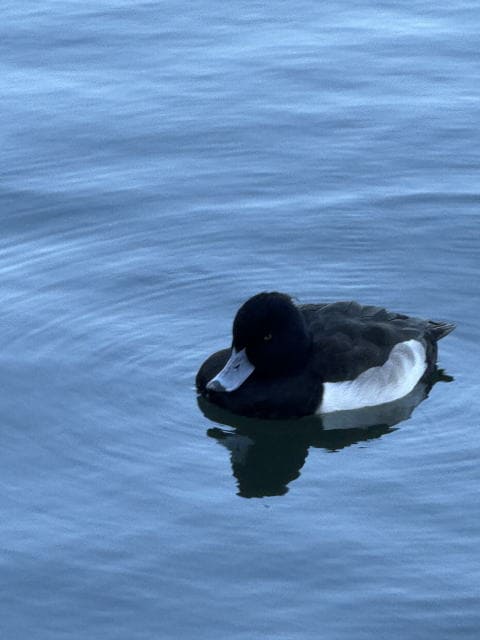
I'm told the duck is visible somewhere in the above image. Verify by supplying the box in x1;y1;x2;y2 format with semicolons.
196;292;455;419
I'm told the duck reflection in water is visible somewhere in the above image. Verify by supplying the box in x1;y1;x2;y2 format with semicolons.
200;370;452;498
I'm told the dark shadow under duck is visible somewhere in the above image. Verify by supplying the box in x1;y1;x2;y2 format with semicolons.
200;368;454;497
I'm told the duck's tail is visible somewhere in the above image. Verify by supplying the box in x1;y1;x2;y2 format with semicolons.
428;320;456;341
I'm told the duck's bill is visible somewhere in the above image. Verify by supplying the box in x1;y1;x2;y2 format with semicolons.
206;348;255;392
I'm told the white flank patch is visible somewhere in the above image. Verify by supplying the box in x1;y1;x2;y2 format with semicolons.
318;339;427;414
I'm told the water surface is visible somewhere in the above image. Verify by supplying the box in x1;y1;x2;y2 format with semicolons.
1;1;479;638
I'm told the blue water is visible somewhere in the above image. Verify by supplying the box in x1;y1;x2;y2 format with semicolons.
1;1;479;638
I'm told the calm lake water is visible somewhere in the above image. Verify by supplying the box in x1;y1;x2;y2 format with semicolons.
1;1;479;638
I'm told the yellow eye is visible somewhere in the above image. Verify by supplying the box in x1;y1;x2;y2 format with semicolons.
263;333;272;341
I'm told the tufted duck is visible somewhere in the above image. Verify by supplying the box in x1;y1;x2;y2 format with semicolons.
196;292;455;419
